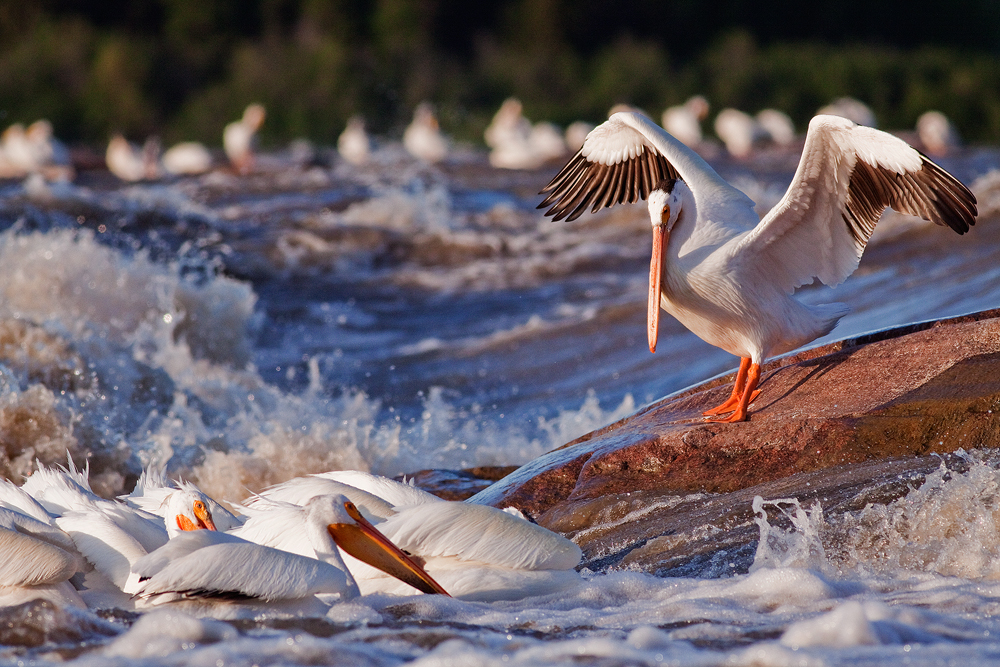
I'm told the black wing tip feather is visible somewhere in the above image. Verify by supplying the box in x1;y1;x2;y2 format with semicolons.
917;153;978;235
538;148;680;221
845;150;978;246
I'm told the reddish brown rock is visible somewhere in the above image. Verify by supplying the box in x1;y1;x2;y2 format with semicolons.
471;309;1000;518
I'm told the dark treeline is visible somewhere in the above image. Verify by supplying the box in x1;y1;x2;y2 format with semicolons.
3;0;1000;145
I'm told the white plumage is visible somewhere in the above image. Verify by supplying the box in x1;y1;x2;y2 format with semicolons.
0;507;85;609
132;494;447;618
539;112;976;421
238;471;583;601
403;102;448;163
337;116;372;166
223;103;266;174
161;141;213;175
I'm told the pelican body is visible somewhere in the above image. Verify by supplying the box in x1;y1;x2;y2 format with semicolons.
539;112;977;421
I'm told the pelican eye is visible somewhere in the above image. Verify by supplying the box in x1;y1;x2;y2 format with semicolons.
194;501;206;512
343;501;363;521
661;204;671;225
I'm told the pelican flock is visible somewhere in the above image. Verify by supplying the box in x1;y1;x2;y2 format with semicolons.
539;111;977;421
239;470;583;601
0;459;582;617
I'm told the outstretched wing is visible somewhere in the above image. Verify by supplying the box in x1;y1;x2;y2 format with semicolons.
733;114;977;292
539;111;753;222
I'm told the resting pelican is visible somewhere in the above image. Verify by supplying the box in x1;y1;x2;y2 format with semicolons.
161;141;213;175
131;495;448;618
106;135;160;182
121;467;241;534
0;506;86;609
917;111;960;157
714;108;768;158
337;116;372;166
22;460;220;596
662;95;709;147
538;112;977;421
239;471;583;601
403;102;448;163
756;109;796;146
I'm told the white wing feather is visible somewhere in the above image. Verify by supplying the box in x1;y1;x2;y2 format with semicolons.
133;531;349;601
314;470;442;508
247;476;396;520
55;510;149;588
376;502;581;571
733;114;946;293
0;529;81;587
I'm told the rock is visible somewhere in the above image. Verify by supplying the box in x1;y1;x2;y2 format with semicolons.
544;451;968;576
471;309;1000;519
400;466;519;500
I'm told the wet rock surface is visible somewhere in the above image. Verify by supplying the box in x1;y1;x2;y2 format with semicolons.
399;466;519;501
462;309;1000;571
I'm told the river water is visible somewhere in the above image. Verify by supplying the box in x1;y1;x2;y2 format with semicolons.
2;138;1000;665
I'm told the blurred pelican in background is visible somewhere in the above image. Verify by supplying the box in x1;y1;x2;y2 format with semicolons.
818;97;877;127
224;103;266;174
714;108;768;158
403;102;448;163
662;95;710;147
756;109;796;146
106;134;160;182
486;98;567;169
0;120;74;180
917;110;960;156
564;120;595;152
337;116;372;166
162;141;213;175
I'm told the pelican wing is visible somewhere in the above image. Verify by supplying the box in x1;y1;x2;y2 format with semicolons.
316;470;441;508
733;115;977;292
538;111;753;222
248;476;395;520
0;529;80;586
376;502;581;571
229;503;316;558
56;511;149;588
133;531;349;601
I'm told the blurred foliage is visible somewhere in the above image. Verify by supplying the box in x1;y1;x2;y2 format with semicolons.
1;0;999;145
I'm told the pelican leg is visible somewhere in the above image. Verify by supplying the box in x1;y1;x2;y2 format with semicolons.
707;362;761;423
703;357;751;416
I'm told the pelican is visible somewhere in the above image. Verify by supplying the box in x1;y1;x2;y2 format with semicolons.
714;108;768;158
538;112;977;421
337;116;372;166
403;102;448;163
756;109;796;146
120;467;241;533
223;103;266;174
162;141;213;175
565;121;595;152
106;134;160;182
818;97;877;128
662;95;709;147
238;471;583;601
917;111;960;157
0;506;86;609
22;460;221;597
131;494;448;618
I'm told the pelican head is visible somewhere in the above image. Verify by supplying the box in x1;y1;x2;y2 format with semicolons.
307;495;450;596
646;178;681;354
166;487;218;536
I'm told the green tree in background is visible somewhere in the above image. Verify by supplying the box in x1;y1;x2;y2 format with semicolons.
0;0;998;145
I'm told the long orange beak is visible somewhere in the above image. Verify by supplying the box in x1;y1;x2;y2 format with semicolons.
648;224;667;353
328;502;450;596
